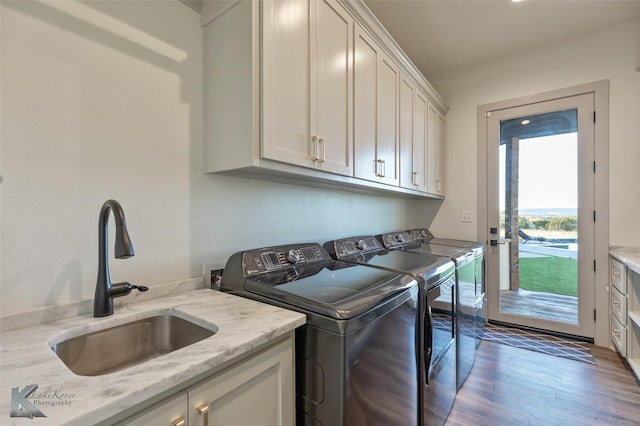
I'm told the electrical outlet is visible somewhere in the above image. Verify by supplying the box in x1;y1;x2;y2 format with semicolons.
203;261;226;289
461;211;474;223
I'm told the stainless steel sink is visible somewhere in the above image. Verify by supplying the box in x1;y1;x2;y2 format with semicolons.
51;314;216;376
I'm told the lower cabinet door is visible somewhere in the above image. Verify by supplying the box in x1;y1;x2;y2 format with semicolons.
188;337;294;426
116;392;188;426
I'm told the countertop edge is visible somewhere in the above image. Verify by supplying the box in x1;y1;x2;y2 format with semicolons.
610;246;640;275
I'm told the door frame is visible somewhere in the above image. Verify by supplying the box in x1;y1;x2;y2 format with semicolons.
477;81;610;346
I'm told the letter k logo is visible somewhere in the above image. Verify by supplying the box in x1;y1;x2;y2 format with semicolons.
10;384;47;418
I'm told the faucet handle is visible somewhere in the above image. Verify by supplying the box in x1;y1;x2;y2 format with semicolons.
109;282;148;297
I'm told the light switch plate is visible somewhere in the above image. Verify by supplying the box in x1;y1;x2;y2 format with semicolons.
461;211;474;223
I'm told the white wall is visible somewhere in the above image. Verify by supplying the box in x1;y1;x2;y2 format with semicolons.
0;1;435;315
430;18;640;247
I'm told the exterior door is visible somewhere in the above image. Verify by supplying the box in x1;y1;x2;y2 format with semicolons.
485;93;595;338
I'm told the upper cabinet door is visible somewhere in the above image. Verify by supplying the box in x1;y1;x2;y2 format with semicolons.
311;0;353;176
436;111;445;194
353;25;378;182
399;73;415;189
427;101;445;195
354;25;399;185
261;0;314;169
376;53;400;186
399;71;427;192
412;89;428;192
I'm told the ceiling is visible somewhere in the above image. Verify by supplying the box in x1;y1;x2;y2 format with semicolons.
363;0;640;78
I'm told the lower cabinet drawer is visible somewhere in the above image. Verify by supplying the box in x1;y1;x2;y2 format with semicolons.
611;258;627;293
611;313;627;356
611;287;627;323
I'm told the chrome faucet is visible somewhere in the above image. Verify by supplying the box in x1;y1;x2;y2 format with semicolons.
94;199;147;317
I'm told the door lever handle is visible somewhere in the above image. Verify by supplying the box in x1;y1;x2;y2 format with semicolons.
490;239;511;246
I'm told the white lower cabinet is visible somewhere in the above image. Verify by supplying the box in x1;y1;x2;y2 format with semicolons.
117;392;188;426
610;255;640;380
117;336;294;426
610;257;628;356
188;336;294;426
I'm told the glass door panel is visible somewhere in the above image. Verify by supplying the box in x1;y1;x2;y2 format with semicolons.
486;94;595;338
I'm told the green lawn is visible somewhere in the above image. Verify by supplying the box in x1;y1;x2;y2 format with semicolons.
519;256;578;297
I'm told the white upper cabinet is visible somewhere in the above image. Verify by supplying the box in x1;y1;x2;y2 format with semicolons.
353;25;377;181
354;25;399;186
201;0;446;199
427;101;445;195
261;0;313;169
376;54;400;185
399;72;428;192
262;0;352;175
414;90;429;192
310;0;353;175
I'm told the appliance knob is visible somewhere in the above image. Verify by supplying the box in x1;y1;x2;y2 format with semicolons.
285;270;300;282
287;249;303;264
396;234;405;242
420;230;427;237
356;240;366;250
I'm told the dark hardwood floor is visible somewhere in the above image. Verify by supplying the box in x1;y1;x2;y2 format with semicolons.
446;340;640;425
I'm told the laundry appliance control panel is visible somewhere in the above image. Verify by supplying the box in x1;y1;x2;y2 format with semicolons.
242;243;329;276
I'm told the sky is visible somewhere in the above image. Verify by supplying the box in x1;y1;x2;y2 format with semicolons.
499;133;578;210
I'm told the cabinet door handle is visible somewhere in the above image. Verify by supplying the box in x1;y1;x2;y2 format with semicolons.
381;160;386;178
171;417;186;426
375;159;385;177
613;300;621;308
613;272;621;279
196;403;209;426
311;136;319;162
318;138;325;163
412;171;418;186
613;328;621;338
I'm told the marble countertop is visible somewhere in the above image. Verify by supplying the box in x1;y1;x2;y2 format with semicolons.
610;246;640;275
0;289;306;425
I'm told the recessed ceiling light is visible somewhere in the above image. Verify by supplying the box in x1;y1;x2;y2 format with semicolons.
521;119;531;125
512;0;524;2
